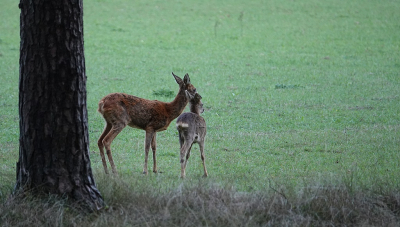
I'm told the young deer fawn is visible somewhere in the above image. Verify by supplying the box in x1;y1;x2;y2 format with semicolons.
176;92;208;178
97;73;197;175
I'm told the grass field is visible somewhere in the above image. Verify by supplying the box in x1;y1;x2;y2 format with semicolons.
1;0;400;225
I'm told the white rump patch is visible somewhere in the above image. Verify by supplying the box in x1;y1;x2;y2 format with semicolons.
177;122;189;128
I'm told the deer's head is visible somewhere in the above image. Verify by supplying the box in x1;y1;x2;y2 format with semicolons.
186;92;204;114
172;72;197;100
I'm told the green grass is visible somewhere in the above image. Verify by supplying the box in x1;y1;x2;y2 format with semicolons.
1;0;400;225
83;0;400;191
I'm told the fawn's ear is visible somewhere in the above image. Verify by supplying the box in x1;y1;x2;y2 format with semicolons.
185;90;195;100
183;73;191;85
172;72;183;85
194;93;202;100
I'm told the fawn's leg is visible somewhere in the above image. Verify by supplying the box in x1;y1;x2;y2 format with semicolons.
180;140;193;178
199;141;208;177
98;122;112;174
143;130;155;175
151;133;157;173
102;123;126;174
184;144;193;170
178;131;184;148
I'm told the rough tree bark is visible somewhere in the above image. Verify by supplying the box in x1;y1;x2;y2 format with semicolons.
16;0;104;210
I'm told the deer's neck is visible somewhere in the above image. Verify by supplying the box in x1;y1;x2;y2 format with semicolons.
166;89;188;119
190;104;200;115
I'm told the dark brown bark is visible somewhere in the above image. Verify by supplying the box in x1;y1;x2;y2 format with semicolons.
16;0;104;210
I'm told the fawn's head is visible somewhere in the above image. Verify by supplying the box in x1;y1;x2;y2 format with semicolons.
187;92;204;114
172;72;197;100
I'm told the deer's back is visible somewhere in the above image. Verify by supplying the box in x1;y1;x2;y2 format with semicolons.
177;113;206;144
176;113;206;131
98;93;172;131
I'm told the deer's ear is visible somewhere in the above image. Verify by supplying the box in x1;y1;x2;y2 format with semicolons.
183;73;191;85
172;72;183;85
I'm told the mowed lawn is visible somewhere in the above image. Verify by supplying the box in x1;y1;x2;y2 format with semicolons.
1;0;399;195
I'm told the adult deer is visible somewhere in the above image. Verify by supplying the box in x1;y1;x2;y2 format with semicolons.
176;92;208;178
97;73;197;175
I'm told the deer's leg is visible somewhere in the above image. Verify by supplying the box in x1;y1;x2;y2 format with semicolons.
102;123;126;174
143;130;155;175
199;141;208;177
184;144;193;169
180;140;193;178
151;133;157;173
98;122;112;174
178;131;184;148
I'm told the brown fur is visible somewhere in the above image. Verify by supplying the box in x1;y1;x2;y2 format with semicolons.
98;73;197;174
176;93;207;178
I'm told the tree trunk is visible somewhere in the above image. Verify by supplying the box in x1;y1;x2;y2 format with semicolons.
16;0;104;210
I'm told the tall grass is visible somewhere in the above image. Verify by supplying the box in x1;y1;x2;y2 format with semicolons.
1;176;399;226
1;0;400;225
